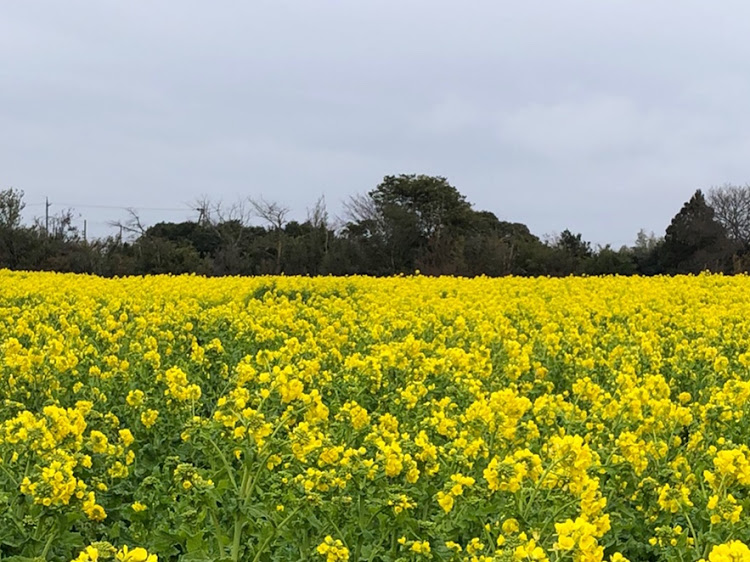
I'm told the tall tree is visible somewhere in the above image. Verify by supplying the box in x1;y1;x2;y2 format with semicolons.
555;229;592;260
0;187;25;229
0;187;28;268
633;229;662;255
249;197;289;274
631;229;663;275
346;174;473;274
460;211;543;276
659;189;732;273
708;184;750;247
369;174;472;241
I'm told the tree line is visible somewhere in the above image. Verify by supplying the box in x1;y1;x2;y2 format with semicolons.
2;175;749;277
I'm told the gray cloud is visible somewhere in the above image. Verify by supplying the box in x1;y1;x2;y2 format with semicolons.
3;0;750;245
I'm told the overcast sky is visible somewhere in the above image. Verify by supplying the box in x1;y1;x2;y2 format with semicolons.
3;1;750;245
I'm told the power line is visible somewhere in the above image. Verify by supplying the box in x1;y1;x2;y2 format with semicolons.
22;201;190;212
54;203;190;212
86;220;128;226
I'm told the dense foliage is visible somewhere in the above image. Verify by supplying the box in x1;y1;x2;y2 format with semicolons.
3;272;750;562
2;178;749;277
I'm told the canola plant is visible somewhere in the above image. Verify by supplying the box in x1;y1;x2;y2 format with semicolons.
1;271;750;562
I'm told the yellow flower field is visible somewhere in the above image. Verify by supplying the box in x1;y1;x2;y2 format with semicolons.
2;271;750;562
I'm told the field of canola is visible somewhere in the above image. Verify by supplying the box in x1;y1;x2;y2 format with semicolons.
3;271;750;562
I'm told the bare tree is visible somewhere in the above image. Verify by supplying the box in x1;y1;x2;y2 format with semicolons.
215;199;252;227
209;198;257;274
190;195;254;228
193;195;215;227
34;208;80;241
249;196;289;230
249;196;289;273
306;195;330;255
307;195;328;229
708;184;750;246
342;192;378;224
341;192;388;240
108;208;147;244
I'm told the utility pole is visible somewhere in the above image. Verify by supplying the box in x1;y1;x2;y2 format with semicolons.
45;197;50;235
83;219;87;243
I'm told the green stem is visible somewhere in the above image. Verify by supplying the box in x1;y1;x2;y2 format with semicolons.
250;506;303;562
683;510;701;556
243;452;271;504
40;520;57;560
209;503;226;555
243;407;305;505
323;509;349;550
239;462;252;498
0;462;19;488
538;497;581;538
206;435;239;493
523;454;569;520
231;517;246;562
364;505;389;530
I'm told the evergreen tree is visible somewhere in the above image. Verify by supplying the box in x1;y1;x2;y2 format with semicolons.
658;190;732;273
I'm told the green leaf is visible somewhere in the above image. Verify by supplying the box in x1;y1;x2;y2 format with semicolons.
186;531;205;553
